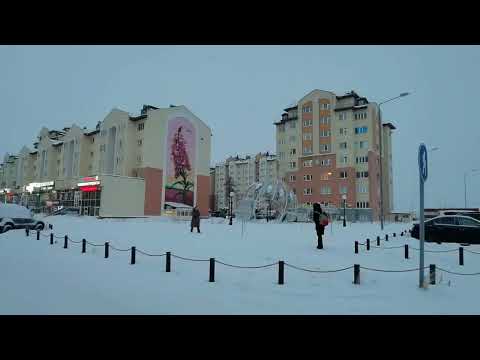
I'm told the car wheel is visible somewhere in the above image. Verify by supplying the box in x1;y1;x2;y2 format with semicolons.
3;223;13;233
35;223;45;231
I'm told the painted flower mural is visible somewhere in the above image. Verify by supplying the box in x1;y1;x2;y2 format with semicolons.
165;117;196;207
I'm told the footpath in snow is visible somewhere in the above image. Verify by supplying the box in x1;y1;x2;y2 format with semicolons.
1;216;479;314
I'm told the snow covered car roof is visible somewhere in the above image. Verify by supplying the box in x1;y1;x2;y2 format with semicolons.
0;204;32;219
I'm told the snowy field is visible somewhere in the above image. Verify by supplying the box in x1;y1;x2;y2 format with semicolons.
1;215;479;315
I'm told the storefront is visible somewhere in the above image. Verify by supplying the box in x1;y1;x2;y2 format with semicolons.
77;176;101;216
24;181;55;213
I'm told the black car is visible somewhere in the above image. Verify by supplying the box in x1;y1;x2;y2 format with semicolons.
411;215;480;244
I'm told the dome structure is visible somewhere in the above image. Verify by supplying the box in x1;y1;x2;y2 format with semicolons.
242;179;297;221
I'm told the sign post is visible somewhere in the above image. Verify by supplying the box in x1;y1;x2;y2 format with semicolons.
418;143;428;288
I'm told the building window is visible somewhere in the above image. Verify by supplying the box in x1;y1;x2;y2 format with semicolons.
320;144;330;153
138;139;143;146
341;155;348;164
354;112;367;120
359;141;368;149
304;188;312;195
289;161;296;169
138;123;145;131
357;184;368;193
90;152;94;157
290;148;296;156
303;147;313;155
320;186;332;195
289;175;296;182
356;171;369;178
91;138;95;144
320;159;331;167
304;174;312;181
320;130;331;137
338;112;347;121
355;126;368;134
339;128;348;136
303;133;313;141
356;156;368;164
303;160;313;168
320;116;330;124
303;119;312;127
339;142;347;149
289;121;296;128
339;171;347;179
356;201;370;208
320;103;330;110
302;105;312;113
340;186;348;194
289;135;296;144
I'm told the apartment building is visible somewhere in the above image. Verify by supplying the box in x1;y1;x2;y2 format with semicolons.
213;152;278;211
1;104;212;217
275;89;394;221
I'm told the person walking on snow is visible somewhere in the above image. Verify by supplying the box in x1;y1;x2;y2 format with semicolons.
313;202;328;249
191;206;201;233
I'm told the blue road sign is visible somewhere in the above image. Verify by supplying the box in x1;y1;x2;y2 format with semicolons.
418;143;428;182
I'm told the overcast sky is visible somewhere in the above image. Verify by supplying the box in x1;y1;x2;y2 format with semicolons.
1;45;479;212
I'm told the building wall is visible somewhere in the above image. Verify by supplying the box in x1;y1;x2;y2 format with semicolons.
142;167;163;216
99;175;145;217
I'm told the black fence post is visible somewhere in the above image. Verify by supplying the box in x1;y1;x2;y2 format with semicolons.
166;252;171;272
82;239;86;253
49;224;53;230
354;241;359;254
385;234;389;242
50;233;53;245
26;228;29;237
393;232;396;237
209;258;215;282
64;235;68;249
404;244;409;259
105;242;109;258
36;230;40;240
366;239;370;251
278;261;284;285
354;264;360;285
131;246;136;265
429;264;436;285
401;231;404;237
459;247;464;266
376;236;380;246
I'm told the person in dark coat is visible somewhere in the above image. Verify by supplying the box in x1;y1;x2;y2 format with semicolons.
313;202;326;249
191;206;201;233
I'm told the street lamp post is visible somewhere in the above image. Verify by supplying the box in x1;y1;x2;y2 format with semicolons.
229;191;234;225
464;169;480;208
378;92;411;231
342;194;347;227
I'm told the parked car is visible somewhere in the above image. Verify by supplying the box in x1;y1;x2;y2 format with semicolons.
0;203;45;234
439;211;480;221
51;207;80;216
411;215;480;244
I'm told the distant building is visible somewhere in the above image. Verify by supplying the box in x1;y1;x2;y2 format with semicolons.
213;152;278;211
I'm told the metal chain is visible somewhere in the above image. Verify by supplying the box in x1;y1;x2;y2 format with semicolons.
410;247;458;253
109;245;131;252
360;266;429;273
436;267;480;276
215;260;278;269
136;249;166;257
171;254;210;262
284;263;354;273
463;248;480;255
85;241;104;247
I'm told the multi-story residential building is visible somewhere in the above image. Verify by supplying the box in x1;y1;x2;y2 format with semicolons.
213;152;278;211
275;89;394;221
0;104;212;217
209;167;215;213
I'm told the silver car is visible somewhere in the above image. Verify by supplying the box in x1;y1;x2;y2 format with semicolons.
0;203;45;234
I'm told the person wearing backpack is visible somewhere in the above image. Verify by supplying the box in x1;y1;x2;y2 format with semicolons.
313;202;329;249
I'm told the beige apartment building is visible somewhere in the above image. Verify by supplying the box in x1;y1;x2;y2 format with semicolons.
214;152;278;212
275;89;394;221
1;104;212;217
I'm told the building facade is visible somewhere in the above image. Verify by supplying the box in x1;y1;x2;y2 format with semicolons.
275;89;394;220
213;152;278;212
0;104;212;217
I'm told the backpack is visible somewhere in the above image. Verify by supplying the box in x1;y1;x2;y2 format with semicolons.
320;213;329;226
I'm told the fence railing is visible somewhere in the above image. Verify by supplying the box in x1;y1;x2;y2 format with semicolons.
24;225;480;288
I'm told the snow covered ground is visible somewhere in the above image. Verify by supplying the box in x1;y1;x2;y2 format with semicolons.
1;215;479;314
